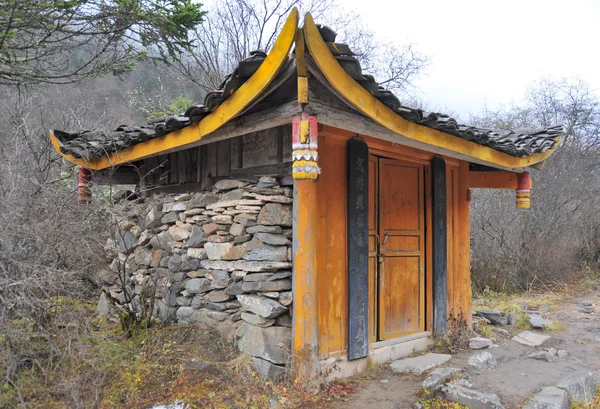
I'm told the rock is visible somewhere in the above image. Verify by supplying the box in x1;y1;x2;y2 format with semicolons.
220;188;245;202
96;292;110;315
476;310;509;326
116;230;136;253
190;192;219;208
230;223;245;236
529;314;552;329
556;370;596;403
548;347;557;356
234;234;252;244
467;351;497;371
244;193;293;203
241;312;275;327
507;313;516;325
163;202;188;212
454;378;474;388
187;248;207;260
237;294;288;318
143;204;163;229
214;179;248;191
242;279;292;292
161;212;178;224
207;199;264;210
225;282;245;296
204;242;234;260
212;215;233;224
494;328;509;336
275;313;292;327
176;296;192;306
186;278;211;294
257;203;292;226
243;245;288;262
183;360;209;373
522;386;569;409
202;223;222;235
579;306;595;314
528;351;556;362
512;331;550;347
422;367;461;391
186;227;206;248
235;323;291;364
246;225;283;234
233;213;258;225
469;337;493;349
254;232;291;246
389;353;452;375
150;230;173;250
201;260;292;272
222;237;263;260
557;350;568;358
207;291;233;303
206;302;228;311
177;307;234;340
279;292;292;306
438;384;504;409
257;176;278;187
168;225;190;241
207;234;234;243
251;357;286;381
243;272;275;282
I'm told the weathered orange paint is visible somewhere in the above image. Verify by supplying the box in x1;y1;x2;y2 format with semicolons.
469;171;519;189
313;125;473;358
293;179;320;377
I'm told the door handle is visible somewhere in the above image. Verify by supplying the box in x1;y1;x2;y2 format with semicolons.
383;232;389;245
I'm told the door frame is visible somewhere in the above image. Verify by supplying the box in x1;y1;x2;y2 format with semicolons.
368;147;434;342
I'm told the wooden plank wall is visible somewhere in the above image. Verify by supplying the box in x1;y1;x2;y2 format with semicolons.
139;125;292;193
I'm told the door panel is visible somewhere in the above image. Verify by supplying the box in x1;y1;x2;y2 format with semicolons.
378;158;425;340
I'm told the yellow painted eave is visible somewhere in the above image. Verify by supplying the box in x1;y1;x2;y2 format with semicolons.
302;12;560;170
50;8;300;171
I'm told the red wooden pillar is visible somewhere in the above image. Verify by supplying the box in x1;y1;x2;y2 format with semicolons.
516;171;531;209
77;168;92;204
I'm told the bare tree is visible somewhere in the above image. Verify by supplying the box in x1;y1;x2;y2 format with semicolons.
177;0;429;95
469;78;600;292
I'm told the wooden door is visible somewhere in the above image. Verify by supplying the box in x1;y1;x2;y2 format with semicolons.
377;158;426;340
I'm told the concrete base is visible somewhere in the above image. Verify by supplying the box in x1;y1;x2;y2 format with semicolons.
319;332;433;380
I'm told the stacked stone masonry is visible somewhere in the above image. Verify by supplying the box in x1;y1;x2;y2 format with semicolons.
103;176;294;378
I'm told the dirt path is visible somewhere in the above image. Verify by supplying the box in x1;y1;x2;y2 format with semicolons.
321;287;600;409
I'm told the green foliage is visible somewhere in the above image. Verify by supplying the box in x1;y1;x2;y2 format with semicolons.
147;95;196;119
0;0;207;85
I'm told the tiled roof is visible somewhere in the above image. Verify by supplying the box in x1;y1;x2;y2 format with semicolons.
52;27;562;161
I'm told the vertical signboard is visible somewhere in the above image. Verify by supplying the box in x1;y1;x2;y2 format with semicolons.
432;157;448;335
347;138;369;360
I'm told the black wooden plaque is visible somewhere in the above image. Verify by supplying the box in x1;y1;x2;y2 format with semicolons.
347;138;369;360
432;157;448;335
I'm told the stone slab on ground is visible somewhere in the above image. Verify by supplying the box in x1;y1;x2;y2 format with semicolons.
528;314;552;329
512;331;550;347
438;384;505;409
469;337;493;349
522;387;569;409
467;351;497;371
422;367;461;391
389;353;452;375
475;310;510;326
556;370;596;403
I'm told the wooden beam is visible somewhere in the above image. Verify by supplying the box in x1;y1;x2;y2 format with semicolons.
49;8;299;170
302;13;560;172
293;179;319;378
432;157;448;336
469;171;521;189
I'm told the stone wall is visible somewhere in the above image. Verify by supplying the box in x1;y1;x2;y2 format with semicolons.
102;176;294;379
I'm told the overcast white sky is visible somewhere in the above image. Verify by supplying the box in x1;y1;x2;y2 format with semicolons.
341;0;600;118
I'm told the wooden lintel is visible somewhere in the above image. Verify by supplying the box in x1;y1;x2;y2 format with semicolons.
469;171;520;189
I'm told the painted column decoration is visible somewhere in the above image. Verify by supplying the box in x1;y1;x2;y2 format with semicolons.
78;167;92;204
516;171;531;209
347;138;369;360
292;113;320;180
